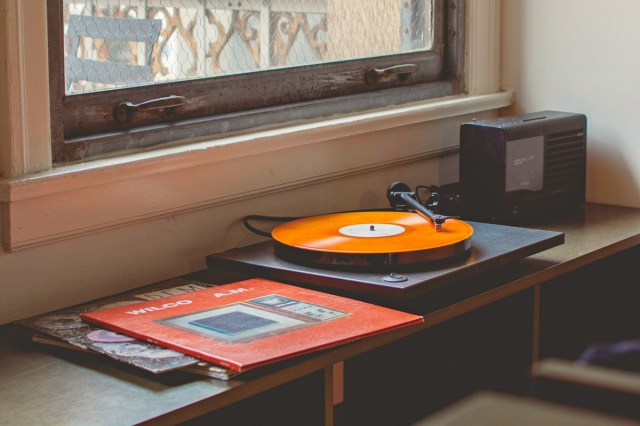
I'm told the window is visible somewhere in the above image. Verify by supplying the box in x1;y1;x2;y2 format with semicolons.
48;0;464;164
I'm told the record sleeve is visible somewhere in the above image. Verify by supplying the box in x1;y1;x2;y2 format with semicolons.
30;333;238;380
16;277;229;375
81;278;424;372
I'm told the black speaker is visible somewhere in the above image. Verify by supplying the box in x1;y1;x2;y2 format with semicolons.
459;110;587;223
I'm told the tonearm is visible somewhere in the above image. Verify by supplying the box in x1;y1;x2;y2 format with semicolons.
386;181;457;231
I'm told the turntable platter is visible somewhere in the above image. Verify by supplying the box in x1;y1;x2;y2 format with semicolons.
271;211;473;267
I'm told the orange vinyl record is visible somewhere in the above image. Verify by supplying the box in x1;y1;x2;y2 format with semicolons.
271;211;473;268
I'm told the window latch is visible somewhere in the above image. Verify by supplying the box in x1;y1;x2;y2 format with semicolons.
115;95;186;123
365;64;418;84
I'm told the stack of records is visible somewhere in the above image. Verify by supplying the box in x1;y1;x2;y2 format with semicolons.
18;277;423;379
17;278;239;380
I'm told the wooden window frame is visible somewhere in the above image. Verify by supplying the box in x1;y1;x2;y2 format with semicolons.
48;0;465;164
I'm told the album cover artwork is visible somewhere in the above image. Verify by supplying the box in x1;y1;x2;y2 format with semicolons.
81;278;424;372
16;278;230;375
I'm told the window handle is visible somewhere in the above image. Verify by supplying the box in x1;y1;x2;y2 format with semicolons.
366;64;418;84
116;95;186;123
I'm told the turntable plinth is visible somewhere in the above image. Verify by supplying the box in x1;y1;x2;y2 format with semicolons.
207;220;564;301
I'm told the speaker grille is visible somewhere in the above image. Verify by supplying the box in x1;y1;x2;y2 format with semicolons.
545;129;586;189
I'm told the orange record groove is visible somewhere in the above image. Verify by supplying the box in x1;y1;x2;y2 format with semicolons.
272;211;474;267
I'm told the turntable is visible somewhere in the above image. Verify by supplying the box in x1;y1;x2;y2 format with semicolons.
206;182;564;304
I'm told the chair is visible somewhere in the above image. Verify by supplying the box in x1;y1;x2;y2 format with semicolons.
65;15;162;90
532;358;640;420
413;390;638;426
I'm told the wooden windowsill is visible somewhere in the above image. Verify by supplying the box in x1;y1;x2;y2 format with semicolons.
1;91;512;251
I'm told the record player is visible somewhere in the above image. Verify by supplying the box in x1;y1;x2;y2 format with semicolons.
206;182;564;307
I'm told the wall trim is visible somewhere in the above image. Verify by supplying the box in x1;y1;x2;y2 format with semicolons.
2;0;51;178
465;0;502;94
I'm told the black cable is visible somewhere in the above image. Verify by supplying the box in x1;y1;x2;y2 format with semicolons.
414;184;440;206
242;208;397;237
242;215;302;237
243;182;448;237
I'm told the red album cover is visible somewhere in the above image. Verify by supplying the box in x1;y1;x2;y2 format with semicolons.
81;278;423;372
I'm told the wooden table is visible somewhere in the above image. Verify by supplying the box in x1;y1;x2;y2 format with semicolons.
1;203;640;425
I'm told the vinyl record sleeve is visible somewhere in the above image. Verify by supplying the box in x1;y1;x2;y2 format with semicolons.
30;333;238;380
81;278;424;372
17;278;221;374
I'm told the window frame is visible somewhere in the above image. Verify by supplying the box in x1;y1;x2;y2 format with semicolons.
3;0;506;253
48;0;465;164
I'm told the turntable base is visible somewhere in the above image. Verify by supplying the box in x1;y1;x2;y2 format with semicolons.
206;221;564;301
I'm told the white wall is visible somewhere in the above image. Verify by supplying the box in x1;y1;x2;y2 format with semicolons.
502;0;640;207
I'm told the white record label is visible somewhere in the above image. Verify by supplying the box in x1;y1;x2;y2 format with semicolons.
339;223;405;238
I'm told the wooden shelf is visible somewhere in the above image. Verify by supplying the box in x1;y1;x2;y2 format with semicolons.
2;203;640;425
